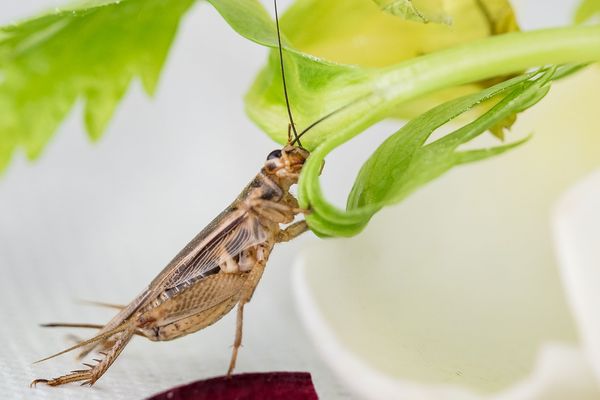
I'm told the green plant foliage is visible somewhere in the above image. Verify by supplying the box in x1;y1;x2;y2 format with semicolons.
299;69;559;236
0;0;194;171
575;0;600;23
238;0;600;236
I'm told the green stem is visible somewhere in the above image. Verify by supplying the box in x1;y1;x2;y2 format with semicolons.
377;25;600;112
300;24;600;236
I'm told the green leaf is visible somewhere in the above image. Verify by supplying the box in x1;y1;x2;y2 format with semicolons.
205;0;280;48
304;69;556;237
373;0;452;25
0;0;194;171
575;0;600;23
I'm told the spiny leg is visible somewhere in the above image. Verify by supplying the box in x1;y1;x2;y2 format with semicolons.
31;327;135;387
276;220;308;243
227;301;245;376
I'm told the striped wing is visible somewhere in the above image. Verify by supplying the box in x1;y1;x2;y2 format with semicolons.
161;213;266;290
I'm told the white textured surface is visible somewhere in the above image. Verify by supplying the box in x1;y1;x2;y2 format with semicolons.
0;1;353;399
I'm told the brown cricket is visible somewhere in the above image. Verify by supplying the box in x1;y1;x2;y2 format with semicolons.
31;140;310;386
31;0;332;387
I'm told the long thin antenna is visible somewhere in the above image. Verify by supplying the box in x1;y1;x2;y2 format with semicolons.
273;0;301;146
291;93;370;145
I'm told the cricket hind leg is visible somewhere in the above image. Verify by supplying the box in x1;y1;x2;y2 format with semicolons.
40;322;147;357
31;326;136;387
227;302;245;375
226;258;269;375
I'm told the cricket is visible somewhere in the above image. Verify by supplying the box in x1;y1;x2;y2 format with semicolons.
31;0;332;387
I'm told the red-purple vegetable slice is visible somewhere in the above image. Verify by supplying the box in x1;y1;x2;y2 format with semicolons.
146;372;319;400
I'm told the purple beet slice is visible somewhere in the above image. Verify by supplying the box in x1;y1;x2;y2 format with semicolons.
146;372;319;400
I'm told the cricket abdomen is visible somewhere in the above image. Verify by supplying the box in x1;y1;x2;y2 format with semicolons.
143;296;240;341
135;271;249;341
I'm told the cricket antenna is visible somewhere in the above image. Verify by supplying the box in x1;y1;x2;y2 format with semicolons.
273;0;302;147
290;93;369;146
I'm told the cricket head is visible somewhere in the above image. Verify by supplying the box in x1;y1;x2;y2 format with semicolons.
263;145;309;185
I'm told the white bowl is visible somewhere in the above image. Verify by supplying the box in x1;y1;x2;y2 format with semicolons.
293;67;600;400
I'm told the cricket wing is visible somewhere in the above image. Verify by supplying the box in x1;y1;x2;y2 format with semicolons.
160;213;267;290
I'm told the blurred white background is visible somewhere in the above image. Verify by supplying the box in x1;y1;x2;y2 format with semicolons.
0;0;593;399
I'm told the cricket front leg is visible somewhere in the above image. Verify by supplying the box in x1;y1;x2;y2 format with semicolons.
276;220;308;243
250;199;309;224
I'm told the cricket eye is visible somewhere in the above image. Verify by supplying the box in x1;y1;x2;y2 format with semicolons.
266;149;282;160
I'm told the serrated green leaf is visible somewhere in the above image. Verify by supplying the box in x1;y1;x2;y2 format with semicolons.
575;0;600;23
0;0;194;171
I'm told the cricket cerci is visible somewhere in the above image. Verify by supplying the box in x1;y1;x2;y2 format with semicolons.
31;0;331;387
